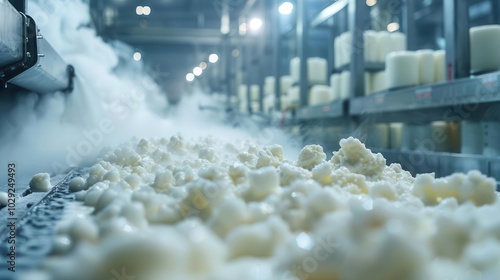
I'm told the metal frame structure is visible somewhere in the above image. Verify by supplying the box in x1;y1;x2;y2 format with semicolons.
256;0;500;183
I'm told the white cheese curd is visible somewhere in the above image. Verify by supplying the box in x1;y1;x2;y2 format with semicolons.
297;145;327;170
29;172;53;192
31;136;500;280
0;191;8;207
68;176;86;192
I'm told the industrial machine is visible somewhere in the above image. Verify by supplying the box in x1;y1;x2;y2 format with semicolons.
0;0;74;94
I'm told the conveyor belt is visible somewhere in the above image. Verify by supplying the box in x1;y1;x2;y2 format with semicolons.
0;169;85;279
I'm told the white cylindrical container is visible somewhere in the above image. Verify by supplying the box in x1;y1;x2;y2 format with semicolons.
238;84;248;102
250;101;260;113
470;25;500;73
280;75;293;95
264;76;275;96
389;123;403;149
386;51;419;89
401;123;432;151
280;95;288;109
372;71;387;92
364;30;378;63
433;50;446;83
365;124;390;149
339;32;352;66
376;31;392;63
330;73;341;101
461;121;483;154
250;84;260;101
308;57;328;84
334;35;342;68
287;86;300;106
431;121;450;152
340;71;350;100
309;85;333;105
264;95;275;113
290;57;300;83
417;49;435;85
390;32;407;53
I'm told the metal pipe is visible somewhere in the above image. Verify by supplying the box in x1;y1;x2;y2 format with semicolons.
273;0;281;111
310;0;349;28
296;0;308;107
240;0;258;18
348;0;365;98
444;0;470;80
402;0;416;50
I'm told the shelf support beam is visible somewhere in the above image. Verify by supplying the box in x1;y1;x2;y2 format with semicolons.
444;0;470;80
348;0;366;98
297;0;309;107
273;0;282;111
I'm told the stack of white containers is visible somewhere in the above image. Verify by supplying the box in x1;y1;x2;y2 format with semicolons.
334;31;408;97
290;57;328;85
263;76;275;113
288;57;330;106
385;49;447;89
470;25;500;73
249;84;260;112
280;75;293;109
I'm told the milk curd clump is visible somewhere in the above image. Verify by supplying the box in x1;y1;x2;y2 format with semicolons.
30;136;500;280
29;173;53;192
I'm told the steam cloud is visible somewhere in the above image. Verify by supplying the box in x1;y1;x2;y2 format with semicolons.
0;0;300;183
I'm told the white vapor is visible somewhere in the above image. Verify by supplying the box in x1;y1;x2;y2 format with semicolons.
0;0;300;183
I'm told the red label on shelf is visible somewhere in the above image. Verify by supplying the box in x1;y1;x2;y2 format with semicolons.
481;76;497;89
375;95;384;104
415;88;432;99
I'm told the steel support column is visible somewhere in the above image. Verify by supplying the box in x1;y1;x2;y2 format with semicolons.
444;0;470;80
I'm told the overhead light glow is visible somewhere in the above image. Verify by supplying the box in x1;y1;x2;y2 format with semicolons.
387;22;400;32
232;49;240;57
193;67;203;76
366;0;377;6
209;54;219;63
133;52;142;61
279;2;294;15
200;61;208;70
239;23;247;35
143;6;151;16
186;73;195;82
136;6;143;15
249;17;263;31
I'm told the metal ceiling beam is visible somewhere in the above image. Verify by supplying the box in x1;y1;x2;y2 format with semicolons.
112;27;253;45
310;0;349;28
240;0;257;17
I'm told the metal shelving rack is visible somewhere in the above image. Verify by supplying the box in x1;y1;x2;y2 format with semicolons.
271;0;500;183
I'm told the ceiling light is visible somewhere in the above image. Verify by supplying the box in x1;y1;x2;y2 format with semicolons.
143;6;151;16
279;2;294;15
239;23;247;36
186;73;195;82
387;22;400;32
136;6;143;15
209;54;219;63
249;18;263;31
366;0;377;6
193;67;203;76
200;62;208;70
133;52;142;61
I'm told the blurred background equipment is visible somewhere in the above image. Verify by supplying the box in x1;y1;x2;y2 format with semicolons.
0;0;74;94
